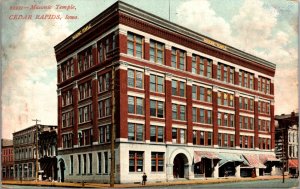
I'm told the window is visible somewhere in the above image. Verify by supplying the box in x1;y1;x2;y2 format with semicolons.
180;105;186;121
192;56;197;74
127;32;143;58
128;69;143;89
224;134;228;147
200;109;204;123
83;154;87;174
62;110;74;128
104;152;108;173
172;104;185;121
218;134;222;146
129;151;144;172
97;152;102;174
78;104;92;123
61;59;74;81
172;104;178;120
239;70;254;89
218;91;234;107
192;108;197;122
79;81;92;100
150;40;164;64
172;128;177;143
98;42;104;63
230;135;234;147
207;110;212;124
171;47;186;70
88;153;92;174
78;47;93;73
150;100;164;118
128;96;144;115
62;133;73;149
78;155;81;174
150;75;164;93
128;123;144;141
98;72;111;93
151;152;164;172
217;63;234;83
200;131;204;145
62;90;73;106
193;131;197;145
99;125;110;143
150;125;164;142
180;129;186;144
172;80;185;97
192;85;197;99
200;87;205;101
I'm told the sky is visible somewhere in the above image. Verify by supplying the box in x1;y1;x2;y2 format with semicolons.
1;0;298;139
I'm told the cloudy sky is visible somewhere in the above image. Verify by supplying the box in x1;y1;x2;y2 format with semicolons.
1;0;298;139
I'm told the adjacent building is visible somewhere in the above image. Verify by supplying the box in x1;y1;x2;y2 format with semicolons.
2;139;14;180
38;125;58;181
13;124;57;180
55;1;278;183
275;112;299;175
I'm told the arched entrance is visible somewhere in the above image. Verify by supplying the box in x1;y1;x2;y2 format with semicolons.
173;153;188;178
59;159;65;182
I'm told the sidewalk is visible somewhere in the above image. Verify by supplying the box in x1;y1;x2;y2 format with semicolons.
2;175;289;188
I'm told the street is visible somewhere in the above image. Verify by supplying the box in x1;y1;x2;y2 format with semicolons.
2;179;299;189
147;179;299;189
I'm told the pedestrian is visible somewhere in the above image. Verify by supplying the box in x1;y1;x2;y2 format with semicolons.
142;172;147;185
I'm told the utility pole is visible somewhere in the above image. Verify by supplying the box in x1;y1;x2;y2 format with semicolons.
110;66;115;187
33;119;40;181
282;128;285;183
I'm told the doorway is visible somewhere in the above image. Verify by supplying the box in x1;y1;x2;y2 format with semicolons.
59;159;65;182
173;153;188;178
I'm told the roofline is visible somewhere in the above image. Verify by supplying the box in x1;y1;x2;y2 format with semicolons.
54;1;276;70
13;125;57;135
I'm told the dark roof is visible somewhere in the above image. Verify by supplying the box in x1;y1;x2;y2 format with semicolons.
13;124;57;135
275;112;299;120
55;1;276;70
1;139;13;147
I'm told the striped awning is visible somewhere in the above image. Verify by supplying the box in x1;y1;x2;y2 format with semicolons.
218;153;244;167
259;154;280;164
243;154;266;168
194;151;220;164
288;159;298;168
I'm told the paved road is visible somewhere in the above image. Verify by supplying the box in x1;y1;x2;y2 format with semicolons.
147;179;299;189
2;179;299;188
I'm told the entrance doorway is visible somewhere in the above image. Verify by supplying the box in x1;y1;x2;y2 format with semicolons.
173;153;188;178
59;159;65;182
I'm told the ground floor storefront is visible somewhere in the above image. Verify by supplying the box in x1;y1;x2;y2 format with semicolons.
14;161;36;180
57;143;280;183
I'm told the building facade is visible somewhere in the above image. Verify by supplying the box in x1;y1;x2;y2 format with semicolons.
275;112;299;175
55;2;278;183
38;126;58;181
2;139;14;180
13;124;56;180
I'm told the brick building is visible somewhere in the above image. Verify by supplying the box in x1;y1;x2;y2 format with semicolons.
275;112;299;176
1;139;14;180
13;124;56;180
55;1;278;183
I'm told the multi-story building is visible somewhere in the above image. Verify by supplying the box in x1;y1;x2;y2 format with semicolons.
38;126;58;181
55;1;278;183
1;139;14;180
275;112;299;176
13;124;57;180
